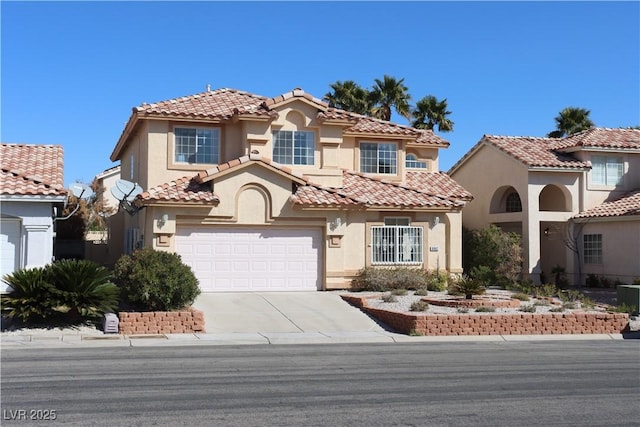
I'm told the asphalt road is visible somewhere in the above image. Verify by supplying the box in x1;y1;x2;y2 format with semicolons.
2;341;639;426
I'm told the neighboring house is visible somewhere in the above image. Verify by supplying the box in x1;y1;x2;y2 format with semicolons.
449;128;640;285
94;165;121;212
108;87;472;292
0;143;67;291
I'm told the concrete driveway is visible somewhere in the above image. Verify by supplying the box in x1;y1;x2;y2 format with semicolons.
192;292;386;334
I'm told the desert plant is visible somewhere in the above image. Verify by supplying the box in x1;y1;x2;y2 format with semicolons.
520;305;537;313
511;292;530;301
581;297;596;310
425;271;448;291
47;259;119;318
549;306;565;313
609;303;638;315
534;283;559;298
410;300;429;312
562;302;578;310
381;293;397;303
551;265;569;288
558;289;584;303
391;288;408;296
450;275;486;300
351;267;391;291
1;267;63;323
114;248;200;311
351;267;433;291
534;300;551;307
457;307;469;313
414;287;429;296
475;306;495;313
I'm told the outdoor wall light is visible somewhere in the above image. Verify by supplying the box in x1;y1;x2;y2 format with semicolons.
158;213;169;228
433;216;440;227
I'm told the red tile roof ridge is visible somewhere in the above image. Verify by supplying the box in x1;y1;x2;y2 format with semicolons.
138;174;219;203
135;88;266;111
263;88;328;108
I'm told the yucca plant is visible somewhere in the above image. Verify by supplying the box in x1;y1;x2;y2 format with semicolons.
450;275;486;300
47;259;119;318
1;267;64;323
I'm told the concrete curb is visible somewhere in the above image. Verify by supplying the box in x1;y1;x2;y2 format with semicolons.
2;331;638;349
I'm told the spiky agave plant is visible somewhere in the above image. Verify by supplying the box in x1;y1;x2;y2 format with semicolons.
47;259;119;318
1;267;64;323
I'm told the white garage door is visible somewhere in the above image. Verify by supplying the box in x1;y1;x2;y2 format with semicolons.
175;227;322;292
1;219;21;291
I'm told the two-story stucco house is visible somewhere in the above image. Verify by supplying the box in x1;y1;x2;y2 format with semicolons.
449;128;640;285
108;87;472;292
0;143;67;291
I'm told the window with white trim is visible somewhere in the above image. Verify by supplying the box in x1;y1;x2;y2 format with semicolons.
174;127;220;164
371;218;423;264
583;234;602;264
405;154;427;169
272;130;315;165
360;142;397;174
591;156;623;186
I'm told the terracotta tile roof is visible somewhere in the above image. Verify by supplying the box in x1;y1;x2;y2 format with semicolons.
480;135;589;169
0;143;67;197
138;176;219;203
113;87;452;161
291;170;469;209
573;189;640;219
406;171;473;201
197;154;310;183
551;128;640;151
135;88;274;120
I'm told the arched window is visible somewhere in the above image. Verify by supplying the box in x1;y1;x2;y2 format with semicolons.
405;154;427;169
506;192;522;212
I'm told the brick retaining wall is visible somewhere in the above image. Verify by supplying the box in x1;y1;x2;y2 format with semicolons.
118;307;205;334
341;295;629;336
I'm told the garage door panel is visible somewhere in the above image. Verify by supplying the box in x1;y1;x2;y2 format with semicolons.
176;227;322;292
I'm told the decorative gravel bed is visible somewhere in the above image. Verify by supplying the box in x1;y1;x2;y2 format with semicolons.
344;289;639;332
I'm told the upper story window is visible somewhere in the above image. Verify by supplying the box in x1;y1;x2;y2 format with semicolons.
506;192;522;212
175;127;220;164
405;154;427;169
360;142;397;174
591;156;623;186
273;130;314;165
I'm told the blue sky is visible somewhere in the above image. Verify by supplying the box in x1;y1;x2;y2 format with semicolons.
2;1;639;187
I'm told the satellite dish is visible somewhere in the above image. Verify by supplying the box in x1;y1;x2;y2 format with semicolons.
111;179;144;216
69;182;94;200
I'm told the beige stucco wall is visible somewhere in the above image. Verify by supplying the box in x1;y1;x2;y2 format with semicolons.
579;219;640;284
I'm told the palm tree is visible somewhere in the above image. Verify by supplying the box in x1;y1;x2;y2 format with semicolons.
369;75;411;121
323;80;371;115
547;107;594;138
411;95;454;132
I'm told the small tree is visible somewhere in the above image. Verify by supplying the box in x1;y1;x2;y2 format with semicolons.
463;225;522;286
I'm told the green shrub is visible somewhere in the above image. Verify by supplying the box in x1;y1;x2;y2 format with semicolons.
549;306;564;313
475;306;495;313
391;288;408;296
351;267;434;292
381;293;397;303
449;275;486;299
425;271;448;291
609;303;638;315
520;305;537;313
551;265;569;288
511;292;530;301
1;260;118;324
534;283;559;298
463;225;522;286
534;300;551;307
457;307;469;313
1;267;63;323
562;302;578;310
586;274;600;288
410;300;429;312
558;289;584;303
114;248;200;311
414;287;429;296
47;259;119;318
